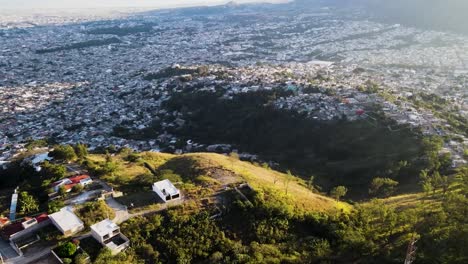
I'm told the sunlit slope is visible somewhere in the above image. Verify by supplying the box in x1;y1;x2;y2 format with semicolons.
87;151;350;213
159;152;351;213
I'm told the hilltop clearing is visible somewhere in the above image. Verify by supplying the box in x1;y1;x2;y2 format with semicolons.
85;151;349;214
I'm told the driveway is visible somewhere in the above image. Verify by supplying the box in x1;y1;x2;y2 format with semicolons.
105;198;129;224
66;190;101;205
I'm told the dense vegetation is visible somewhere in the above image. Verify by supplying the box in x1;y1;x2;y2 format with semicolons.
76;201;116;228
161;89;439;197
95;166;467;264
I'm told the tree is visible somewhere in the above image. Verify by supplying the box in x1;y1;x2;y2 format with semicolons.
19;191;39;214
432;171;443;195
422;181;434;196
441;176;450;195
125;153;140;163
48;200;64;214
58;185;68;196
72;184;84;193
55;242;77;258
74;143;88;159
285;170;293;195
41;161;66;180
420;169;434;196
307;175;315;191
330;186;347;201
50;145;77;161
369;177;399;197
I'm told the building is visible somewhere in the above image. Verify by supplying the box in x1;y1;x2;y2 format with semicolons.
51;175;93;193
1;213;50;241
152;179;181;203
90;219;129;255
49;207;84;236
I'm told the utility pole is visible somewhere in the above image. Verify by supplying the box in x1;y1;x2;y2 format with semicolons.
404;234;418;264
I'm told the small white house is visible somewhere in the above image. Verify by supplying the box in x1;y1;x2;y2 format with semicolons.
91;219;129;255
152;179;181;203
49;207;84;236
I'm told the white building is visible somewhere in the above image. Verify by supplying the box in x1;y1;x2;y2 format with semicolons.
152;179;181;203
90;219;129;255
49;207;84;236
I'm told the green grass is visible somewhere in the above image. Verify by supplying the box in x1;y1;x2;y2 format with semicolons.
162;152;350;213
86;152;350;214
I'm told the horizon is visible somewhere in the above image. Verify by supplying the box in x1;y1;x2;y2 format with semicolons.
0;0;289;10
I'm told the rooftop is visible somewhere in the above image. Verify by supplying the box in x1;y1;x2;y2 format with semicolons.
153;179;179;196
91;219;118;237
49;207;83;231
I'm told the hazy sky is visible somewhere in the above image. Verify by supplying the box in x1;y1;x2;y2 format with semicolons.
0;0;287;9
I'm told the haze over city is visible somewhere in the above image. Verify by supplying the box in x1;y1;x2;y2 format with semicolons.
0;0;288;9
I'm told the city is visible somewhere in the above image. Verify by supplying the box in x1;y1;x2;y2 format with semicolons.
0;1;467;264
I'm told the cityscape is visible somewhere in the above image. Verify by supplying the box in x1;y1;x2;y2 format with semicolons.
0;1;467;264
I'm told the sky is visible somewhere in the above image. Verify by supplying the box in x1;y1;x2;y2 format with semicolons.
0;0;287;9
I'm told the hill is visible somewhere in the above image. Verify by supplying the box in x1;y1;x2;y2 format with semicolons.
86;151;349;214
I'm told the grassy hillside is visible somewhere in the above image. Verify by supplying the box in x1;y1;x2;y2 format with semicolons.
85;151;349;213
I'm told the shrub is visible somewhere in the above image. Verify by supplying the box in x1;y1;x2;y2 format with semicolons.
55;242;77;258
76;201;115;227
47;200;64;214
75;253;90;264
72;184;84;193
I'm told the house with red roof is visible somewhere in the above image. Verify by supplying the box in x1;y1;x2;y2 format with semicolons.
1;213;50;240
51;175;92;193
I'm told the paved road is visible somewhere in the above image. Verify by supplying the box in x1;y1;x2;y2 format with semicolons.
105;198;129;224
66;190;101;205
4;246;52;264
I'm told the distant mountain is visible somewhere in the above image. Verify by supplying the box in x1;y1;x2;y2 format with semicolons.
293;0;468;34
365;0;468;34
225;1;240;7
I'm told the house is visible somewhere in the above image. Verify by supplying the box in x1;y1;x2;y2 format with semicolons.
51;175;92;193
152;179;181;203
51;178;73;192
1;213;50;240
90;219;129;255
49;207;84;236
69;174;93;187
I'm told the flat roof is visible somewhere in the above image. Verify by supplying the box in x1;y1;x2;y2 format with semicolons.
49;207;83;232
91;219;118;236
153;179;179;196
